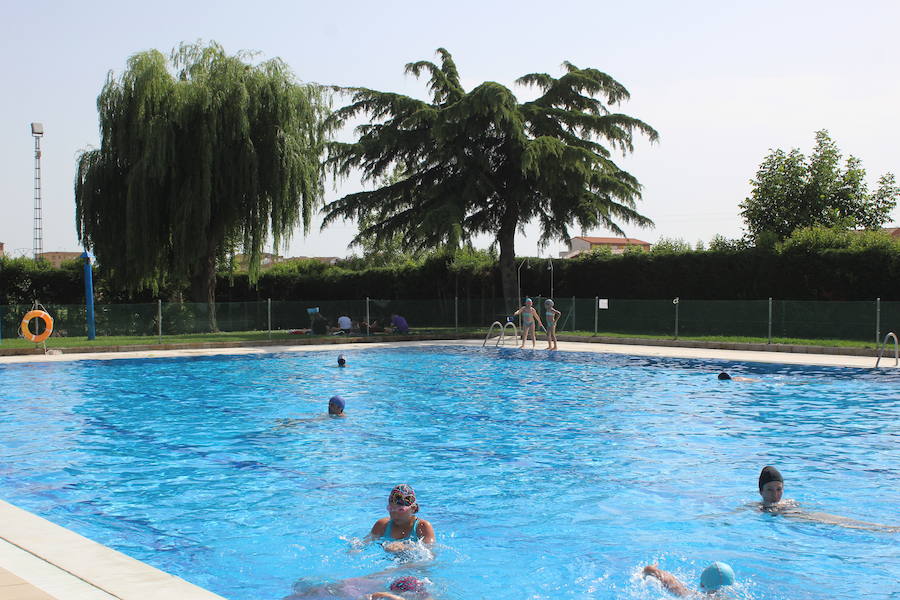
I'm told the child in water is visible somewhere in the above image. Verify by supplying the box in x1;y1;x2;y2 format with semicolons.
543;299;561;350
513;298;544;349
328;396;346;417
368;484;436;553
643;561;735;597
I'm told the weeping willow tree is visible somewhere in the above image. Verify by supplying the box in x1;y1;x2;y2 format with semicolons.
75;41;330;330
324;48;658;310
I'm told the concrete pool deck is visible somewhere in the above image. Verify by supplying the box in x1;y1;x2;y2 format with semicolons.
0;338;894;599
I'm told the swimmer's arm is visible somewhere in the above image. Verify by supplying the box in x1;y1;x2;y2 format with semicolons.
788;510;900;532
368;593;406;600
532;308;544;329
416;518;436;544
363;517;390;543
512;307;524;316
643;565;691;597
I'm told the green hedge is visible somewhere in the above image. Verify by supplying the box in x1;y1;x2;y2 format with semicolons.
3;230;900;305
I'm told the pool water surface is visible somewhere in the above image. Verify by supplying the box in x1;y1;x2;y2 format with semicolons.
0;346;898;599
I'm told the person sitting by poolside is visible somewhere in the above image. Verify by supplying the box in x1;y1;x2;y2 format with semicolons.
338;315;353;334
329;395;346;418
362;320;386;333
368;484;436;553
717;372;757;382
390;314;410;335
311;313;329;335
754;465;899;532
643;561;735;597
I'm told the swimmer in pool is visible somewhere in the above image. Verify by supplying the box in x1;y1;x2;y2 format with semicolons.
368;484;436;553
755;465;899;532
643;561;735;597
717;372;757;382
513;298;544;349
368;576;434;599
338;354;347;368
288;573;433;600
329;395;347;417
544;299;561;350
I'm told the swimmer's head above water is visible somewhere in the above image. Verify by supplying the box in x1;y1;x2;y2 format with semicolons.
699;562;735;594
717;372;731;380
758;465;784;505
328;395;345;415
388;483;419;514
337;354;346;367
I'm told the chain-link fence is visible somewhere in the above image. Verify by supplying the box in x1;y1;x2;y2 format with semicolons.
2;297;899;344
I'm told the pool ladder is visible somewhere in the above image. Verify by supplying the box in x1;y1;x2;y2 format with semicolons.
483;321;518;347
875;331;898;368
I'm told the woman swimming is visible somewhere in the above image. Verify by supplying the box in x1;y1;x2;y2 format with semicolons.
368;484;436;553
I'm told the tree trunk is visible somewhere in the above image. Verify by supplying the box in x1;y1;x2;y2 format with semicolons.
191;252;219;333
498;216;519;314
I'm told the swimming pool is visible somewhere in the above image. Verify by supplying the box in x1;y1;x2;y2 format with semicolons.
0;345;898;599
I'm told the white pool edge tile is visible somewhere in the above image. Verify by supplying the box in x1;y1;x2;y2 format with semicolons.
0;500;227;600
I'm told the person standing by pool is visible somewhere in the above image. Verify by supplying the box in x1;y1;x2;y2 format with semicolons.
643;561;735;597
755;465;899;532
368;484;436;553
513;298;544;349
543;299;561;350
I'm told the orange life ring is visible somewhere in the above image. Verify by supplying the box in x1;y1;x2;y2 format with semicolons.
21;310;54;343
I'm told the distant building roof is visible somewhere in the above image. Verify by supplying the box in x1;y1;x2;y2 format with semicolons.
882;227;900;238
573;236;651;245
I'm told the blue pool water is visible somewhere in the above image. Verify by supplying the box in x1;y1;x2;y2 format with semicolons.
0;346;898;600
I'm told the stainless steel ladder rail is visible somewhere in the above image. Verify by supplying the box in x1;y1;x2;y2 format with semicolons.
875;331;898;368
483;321;518;347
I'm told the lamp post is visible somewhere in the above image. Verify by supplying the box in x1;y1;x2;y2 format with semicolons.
547;257;554;300
517;258;528;306
31;123;44;261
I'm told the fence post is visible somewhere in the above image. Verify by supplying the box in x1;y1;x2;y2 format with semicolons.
876;297;881;344
267;298;272;340
673;297;680;339
594;296;598;335
454;295;458;331
768;297;773;344
366;297;370;336
157;299;162;344
572;296;576;331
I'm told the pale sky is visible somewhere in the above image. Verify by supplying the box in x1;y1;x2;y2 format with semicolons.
2;0;898;260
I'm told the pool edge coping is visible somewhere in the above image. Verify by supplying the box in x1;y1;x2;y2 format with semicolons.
0;500;227;599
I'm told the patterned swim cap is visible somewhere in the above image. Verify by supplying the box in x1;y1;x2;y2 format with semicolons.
388;484;417;507
545;299;554;307
390;576;425;592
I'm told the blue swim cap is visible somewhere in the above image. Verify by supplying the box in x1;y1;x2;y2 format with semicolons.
328;395;345;412
699;562;735;592
524;297;533;304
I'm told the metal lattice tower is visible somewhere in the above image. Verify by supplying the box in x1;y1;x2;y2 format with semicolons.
31;123;44;261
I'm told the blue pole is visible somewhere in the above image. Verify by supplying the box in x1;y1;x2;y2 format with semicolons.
81;250;96;340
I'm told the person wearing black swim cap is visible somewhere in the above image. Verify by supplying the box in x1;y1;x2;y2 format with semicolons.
758;465;784;506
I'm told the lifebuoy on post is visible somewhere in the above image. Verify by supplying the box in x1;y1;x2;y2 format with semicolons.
21;310;54;343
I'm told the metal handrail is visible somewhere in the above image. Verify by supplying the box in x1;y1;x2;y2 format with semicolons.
483;321;518;347
875;331;899;368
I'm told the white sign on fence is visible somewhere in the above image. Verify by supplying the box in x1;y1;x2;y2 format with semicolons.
598;299;609;309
